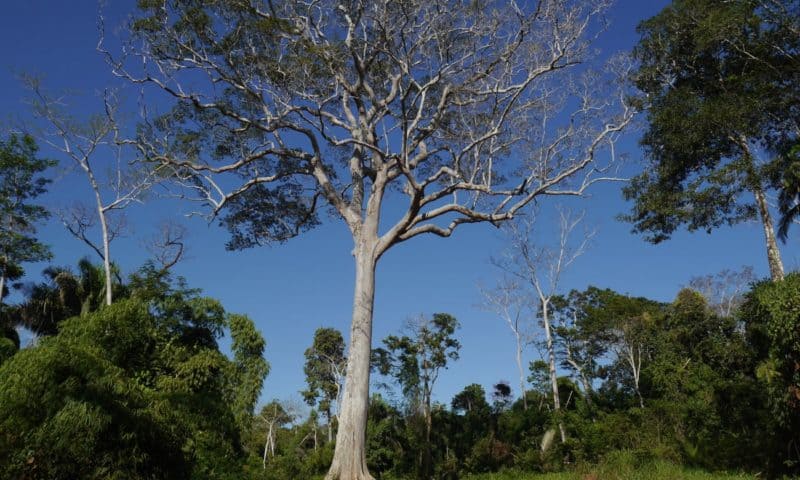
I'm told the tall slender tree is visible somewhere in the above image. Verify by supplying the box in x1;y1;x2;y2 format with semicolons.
493;208;593;442
28;82;160;305
228;312;270;433
115;2;634;477
551;288;614;407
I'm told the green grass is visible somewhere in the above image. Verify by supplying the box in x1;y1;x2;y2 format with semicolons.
463;459;756;480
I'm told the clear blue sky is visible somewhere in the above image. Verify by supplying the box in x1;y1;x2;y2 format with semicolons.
2;1;797;409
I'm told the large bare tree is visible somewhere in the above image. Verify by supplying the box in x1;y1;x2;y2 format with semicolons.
108;1;633;478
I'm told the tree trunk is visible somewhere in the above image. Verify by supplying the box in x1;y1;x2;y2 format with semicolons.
753;184;785;281
0;272;6;307
579;372;593;408
326;244;377;480
626;345;644;409
566;356;593;408
98;207;113;306
263;423;271;469
85;164;114;307
564;341;593;408
740;137;784;282
516;333;528;411
542;300;565;443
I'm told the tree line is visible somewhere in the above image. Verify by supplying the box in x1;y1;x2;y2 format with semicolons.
2;255;798;479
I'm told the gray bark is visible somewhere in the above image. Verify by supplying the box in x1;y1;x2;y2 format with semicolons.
753;184;785;281
326;243;378;480
262;421;273;469
624;344;644;409
740;137;784;282
84;164;113;307
96;200;113;306
579;373;593;407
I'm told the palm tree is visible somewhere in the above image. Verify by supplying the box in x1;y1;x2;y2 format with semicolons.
12;258;123;336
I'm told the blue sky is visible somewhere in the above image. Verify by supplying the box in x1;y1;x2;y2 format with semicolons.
2;0;797;409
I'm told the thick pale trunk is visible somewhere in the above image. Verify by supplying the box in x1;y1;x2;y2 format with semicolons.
542;301;565;443
753;185;785;281
326;245;377;480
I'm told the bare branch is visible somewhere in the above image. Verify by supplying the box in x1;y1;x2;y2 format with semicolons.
144;221;188;271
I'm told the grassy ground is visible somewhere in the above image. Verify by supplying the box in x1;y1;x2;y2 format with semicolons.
463;460;756;480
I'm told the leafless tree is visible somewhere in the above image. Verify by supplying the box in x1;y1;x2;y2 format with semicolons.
26;80;160;305
107;1;634;477
481;277;534;411
687;266;756;318
494;207;594;443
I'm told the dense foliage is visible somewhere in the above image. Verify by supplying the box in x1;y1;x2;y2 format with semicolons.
223;281;795;479
0;134;53;308
623;0;799;280
0;265;268;479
